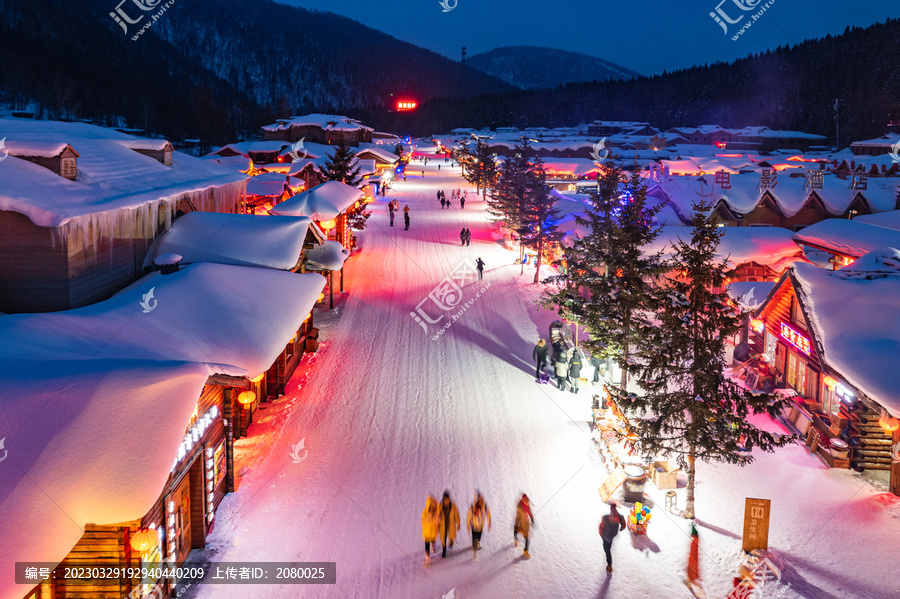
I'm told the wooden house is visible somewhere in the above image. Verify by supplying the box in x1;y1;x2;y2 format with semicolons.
0;119;247;314
125;140;175;166
749;256;900;489
262;114;374;147
8;263;327;599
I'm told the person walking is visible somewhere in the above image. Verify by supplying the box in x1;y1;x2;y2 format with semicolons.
591;353;604;384
569;347;584;394
466;492;491;554
532;339;549;381
554;358;569;391
464;228;471;246
460;228;467;247
599;503;626;573
422;495;440;566
438;491;460;558
475;257;485;281
460;196;466;209
404;211;410;231
389;211;395;227
513;494;534;559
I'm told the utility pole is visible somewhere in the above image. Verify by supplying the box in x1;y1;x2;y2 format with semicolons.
834;98;840;151
461;46;467;100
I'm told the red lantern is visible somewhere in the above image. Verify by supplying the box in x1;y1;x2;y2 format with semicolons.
878;411;899;433
319;219;336;231
130;527;157;553
238;390;256;407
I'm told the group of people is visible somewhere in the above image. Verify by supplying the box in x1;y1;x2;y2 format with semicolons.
532;338;604;392
436;189;467;209
421;492;533;565
387;199;410;230
459;228;472;246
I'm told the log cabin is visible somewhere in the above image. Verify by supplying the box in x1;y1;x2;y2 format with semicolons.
261;114;374;146
0;119;247;314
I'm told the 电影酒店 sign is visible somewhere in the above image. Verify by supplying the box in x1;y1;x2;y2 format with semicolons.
779;323;811;355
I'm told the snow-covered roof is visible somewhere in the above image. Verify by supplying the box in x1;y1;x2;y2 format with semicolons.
849;132;900;148
304;239;350;271
246;172;294;197
0;262;325;598
0;119;247;227
644;226;801;269
3;140;75;158
793;218;900;258
355;145;399;164
202;154;253;173
121;139;173;152
144;212;321;271
262;114;372;133
854;209;900;231
356;158;377;177
269;181;363;220
791;250;900;416
541;158;601;177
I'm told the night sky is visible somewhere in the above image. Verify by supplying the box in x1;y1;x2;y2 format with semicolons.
279;0;900;75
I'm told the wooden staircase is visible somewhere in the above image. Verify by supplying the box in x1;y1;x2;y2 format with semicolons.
844;403;893;471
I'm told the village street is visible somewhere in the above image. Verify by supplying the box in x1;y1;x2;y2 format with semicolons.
187;155;900;599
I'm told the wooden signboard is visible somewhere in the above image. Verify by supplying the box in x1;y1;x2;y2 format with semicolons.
598;466;627;503
741;497;771;552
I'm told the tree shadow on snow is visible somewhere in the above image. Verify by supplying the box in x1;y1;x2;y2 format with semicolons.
694;517;741;540
777;550;882;599
455;321;534;375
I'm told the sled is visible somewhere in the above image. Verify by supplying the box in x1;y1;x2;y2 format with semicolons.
538;373;551;384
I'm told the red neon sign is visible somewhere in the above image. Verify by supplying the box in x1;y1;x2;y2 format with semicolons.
780;323;811;355
396;100;417;112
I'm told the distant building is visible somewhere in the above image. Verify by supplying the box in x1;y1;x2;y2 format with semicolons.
849;133;900;156
587;121;657;137
262;114;373;146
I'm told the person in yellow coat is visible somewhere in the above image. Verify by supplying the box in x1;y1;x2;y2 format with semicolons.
466;492;492;554
421;495;440;566
438;491;460;558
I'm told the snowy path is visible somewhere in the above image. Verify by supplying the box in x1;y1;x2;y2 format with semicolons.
189;160;900;599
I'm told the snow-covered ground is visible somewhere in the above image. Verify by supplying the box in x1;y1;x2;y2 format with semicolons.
186;157;900;599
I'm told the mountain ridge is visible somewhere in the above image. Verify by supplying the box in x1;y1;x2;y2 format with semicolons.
468;46;641;89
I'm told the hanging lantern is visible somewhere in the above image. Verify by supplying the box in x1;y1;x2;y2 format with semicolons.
130;527;158;553
878;410;900;433
318;293;325;303
319;219;336;231
823;375;838;389
237;390;256;407
750;319;765;334
250;372;266;384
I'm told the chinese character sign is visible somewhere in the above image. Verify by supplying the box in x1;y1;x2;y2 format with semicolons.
851;173;868;190
779;323;811;355
715;170;732;189
742;497;771;552
805;170;824;190
759;168;778;190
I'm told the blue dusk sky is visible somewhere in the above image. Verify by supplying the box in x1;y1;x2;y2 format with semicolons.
278;0;900;75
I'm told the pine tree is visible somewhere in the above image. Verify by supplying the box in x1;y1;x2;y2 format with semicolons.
543;164;665;391
320;138;363;187
488;139;533;266
625;192;794;519
516;157;563;284
394;142;404;159
458;139;498;199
